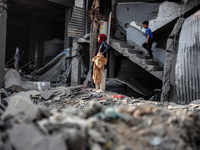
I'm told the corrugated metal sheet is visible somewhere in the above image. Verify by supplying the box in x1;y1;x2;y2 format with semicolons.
68;6;86;38
175;10;200;103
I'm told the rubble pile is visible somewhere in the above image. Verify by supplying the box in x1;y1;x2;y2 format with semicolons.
0;87;200;150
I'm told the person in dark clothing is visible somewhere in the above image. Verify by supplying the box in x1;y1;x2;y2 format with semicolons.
142;21;153;59
93;34;111;93
95;34;111;68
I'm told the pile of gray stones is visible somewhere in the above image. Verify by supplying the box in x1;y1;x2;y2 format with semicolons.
0;86;200;150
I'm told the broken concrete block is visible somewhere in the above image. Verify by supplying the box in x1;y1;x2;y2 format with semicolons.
62;128;85;150
23;81;51;91
8;124;67;150
65;88;71;96
37;105;50;118
4;69;23;92
53;96;60;102
5;90;41;104
84;101;103;118
2;95;39;121
91;144;102;150
41;90;53;100
190;100;200;105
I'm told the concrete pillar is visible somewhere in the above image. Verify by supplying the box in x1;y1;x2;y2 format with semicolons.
111;0;116;17
109;50;115;78
71;38;81;86
64;8;73;49
0;1;7;88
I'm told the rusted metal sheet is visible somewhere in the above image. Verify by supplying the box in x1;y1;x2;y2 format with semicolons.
175;10;200;103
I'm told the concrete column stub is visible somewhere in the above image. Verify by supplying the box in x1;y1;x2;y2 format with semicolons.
0;0;7;88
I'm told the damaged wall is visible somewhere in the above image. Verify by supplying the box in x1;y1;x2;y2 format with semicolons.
125;1;200;65
175;10;200;104
6;0;68;72
0;0;7;88
116;2;160;31
161;18;185;103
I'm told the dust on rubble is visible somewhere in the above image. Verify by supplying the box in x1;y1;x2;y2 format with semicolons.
0;86;200;150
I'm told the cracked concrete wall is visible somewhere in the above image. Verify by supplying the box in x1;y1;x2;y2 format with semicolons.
131;1;200;33
75;0;84;8
126;1;200;64
0;1;7;88
71;38;81;86
116;2;160;31
161;18;185;103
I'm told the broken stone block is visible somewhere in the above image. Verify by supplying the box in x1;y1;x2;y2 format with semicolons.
2;95;39;121
53;96;60;102
84;101;103;118
23;81;51;91
4;69;23;92
133;105;157;117
8;124;67;150
41;90;53;100
65;88;71;96
37;105;50;118
190;100;200;105
61;128;85;150
91;144;101;150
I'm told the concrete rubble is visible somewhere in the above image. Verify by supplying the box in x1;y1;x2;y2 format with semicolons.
0;86;200;150
1;0;200;149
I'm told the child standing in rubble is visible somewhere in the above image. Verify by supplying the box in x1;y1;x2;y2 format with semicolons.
92;34;111;93
142;21;153;59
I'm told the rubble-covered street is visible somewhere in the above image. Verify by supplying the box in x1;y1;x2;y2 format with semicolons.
1;0;200;149
0;87;200;150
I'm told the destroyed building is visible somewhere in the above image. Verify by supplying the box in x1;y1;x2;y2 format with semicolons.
1;0;200;150
0;0;200;103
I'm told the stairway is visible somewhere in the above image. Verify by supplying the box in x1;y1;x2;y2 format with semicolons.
109;39;163;80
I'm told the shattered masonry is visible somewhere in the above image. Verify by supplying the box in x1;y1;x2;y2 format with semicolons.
0;0;200;150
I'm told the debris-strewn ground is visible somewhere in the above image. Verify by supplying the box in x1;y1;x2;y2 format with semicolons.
0;86;200;150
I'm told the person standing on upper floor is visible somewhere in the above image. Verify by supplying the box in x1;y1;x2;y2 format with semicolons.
142;21;154;60
92;34;111;93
